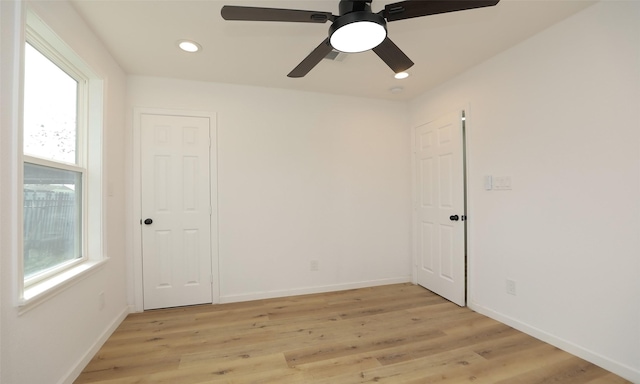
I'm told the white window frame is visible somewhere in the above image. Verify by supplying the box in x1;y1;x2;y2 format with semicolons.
23;37;88;287
18;8;106;310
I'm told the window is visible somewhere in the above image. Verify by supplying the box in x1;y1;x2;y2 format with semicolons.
23;163;83;280
20;10;104;305
23;41;86;283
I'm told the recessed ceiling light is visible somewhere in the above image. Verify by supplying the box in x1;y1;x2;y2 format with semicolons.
390;86;404;94
178;40;201;53
394;72;409;80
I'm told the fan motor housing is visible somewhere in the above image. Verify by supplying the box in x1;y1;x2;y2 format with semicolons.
338;0;373;15
329;11;387;36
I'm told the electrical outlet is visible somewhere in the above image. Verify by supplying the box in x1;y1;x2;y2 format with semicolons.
506;279;516;296
310;260;319;272
99;292;105;310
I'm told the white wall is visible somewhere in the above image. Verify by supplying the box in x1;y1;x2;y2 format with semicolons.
0;1;129;383
409;1;640;381
127;77;412;303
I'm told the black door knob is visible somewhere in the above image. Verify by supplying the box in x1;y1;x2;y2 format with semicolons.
144;218;153;225
449;215;459;221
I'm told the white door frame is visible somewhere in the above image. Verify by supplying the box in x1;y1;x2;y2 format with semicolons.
132;107;218;312
411;107;470;304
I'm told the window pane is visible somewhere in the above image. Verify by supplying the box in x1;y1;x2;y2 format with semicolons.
23;163;82;279
23;43;78;164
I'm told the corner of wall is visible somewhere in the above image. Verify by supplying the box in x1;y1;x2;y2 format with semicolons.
58;305;130;384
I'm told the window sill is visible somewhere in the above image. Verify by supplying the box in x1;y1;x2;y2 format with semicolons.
19;258;108;314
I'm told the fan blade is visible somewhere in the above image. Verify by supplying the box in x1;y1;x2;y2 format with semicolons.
288;38;333;78
383;0;499;22
372;37;414;73
221;6;334;23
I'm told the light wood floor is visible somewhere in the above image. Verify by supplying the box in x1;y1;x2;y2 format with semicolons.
75;283;630;383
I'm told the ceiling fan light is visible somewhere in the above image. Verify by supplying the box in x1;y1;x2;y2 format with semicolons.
329;12;387;53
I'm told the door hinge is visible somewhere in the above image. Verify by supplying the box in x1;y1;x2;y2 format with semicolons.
210;274;214;284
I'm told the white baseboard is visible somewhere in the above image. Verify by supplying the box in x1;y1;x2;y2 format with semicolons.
468;301;640;384
58;305;131;384
219;276;412;304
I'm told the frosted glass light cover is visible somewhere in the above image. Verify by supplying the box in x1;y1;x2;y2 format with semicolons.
330;21;386;53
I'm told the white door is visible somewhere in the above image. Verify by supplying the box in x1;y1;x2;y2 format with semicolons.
414;111;466;306
141;113;212;310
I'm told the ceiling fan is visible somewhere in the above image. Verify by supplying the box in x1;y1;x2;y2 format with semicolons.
221;0;500;78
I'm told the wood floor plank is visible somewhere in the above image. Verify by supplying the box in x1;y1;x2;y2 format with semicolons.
411;343;570;383
493;356;619;384
74;355;180;383
295;352;383;380
584;373;634;384
374;322;518;366
75;375;153;384
284;326;446;367
309;349;487;384
74;283;631;384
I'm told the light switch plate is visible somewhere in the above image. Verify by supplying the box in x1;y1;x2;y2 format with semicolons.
494;176;512;190
484;175;493;190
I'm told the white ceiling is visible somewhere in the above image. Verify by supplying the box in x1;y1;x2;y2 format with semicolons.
70;0;595;100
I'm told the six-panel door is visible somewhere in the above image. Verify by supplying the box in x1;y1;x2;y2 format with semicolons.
141;113;212;310
415;111;466;306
